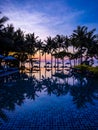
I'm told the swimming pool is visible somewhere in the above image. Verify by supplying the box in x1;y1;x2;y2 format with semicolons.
0;69;98;129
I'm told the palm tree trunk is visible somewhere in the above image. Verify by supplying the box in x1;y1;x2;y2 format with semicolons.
76;58;77;65
45;67;46;78
39;68;41;79
73;46;75;66
45;52;46;67
51;53;53;75
51;53;52;68
54;56;56;72
39;49;41;68
62;58;64;72
55;56;56;67
19;61;22;68
57;56;59;68
69;58;72;68
58;48;60;68
80;46;83;64
63;57;64;67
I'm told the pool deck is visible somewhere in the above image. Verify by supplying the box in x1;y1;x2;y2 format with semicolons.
0;70;19;78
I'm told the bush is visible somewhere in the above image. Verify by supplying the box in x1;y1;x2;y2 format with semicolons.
74;64;89;72
88;66;98;76
74;65;98;78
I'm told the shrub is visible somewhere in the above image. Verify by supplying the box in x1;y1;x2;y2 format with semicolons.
74;65;98;78
74;65;89;72
88;66;98;76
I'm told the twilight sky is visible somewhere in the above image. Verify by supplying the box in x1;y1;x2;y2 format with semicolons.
0;0;98;39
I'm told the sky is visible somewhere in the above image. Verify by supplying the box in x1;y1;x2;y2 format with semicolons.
0;0;98;40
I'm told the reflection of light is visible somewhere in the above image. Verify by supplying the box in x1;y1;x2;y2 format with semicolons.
24;68;70;80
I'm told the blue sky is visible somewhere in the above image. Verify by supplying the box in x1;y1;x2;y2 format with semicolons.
0;0;98;39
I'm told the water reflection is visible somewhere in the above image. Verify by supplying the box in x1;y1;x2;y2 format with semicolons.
0;69;98;123
70;78;98;108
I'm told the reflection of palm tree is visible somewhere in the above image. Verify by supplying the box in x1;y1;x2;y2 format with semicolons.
42;76;70;96
0;110;8;123
0;70;98;125
70;76;98;108
0;74;40;122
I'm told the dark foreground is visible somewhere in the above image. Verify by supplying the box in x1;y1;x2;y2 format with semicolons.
0;70;98;130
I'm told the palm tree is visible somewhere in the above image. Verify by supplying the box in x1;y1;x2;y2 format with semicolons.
70;36;76;66
0;12;9;30
13;28;26;68
94;43;98;59
25;33;38;69
86;29;97;59
0;24;15;56
72;26;98;65
36;39;43;68
0;13;9;54
45;36;56;68
54;35;65;67
63;36;70;66
42;43;48;67
72;26;88;64
54;51;67;70
14;28;25;52
25;33;38;55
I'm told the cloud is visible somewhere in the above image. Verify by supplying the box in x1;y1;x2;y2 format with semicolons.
0;0;86;39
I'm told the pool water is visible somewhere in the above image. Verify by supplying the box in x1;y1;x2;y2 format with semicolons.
0;69;98;130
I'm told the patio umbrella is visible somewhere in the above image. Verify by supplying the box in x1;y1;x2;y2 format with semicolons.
46;62;51;64
3;56;17;61
65;62;70;64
